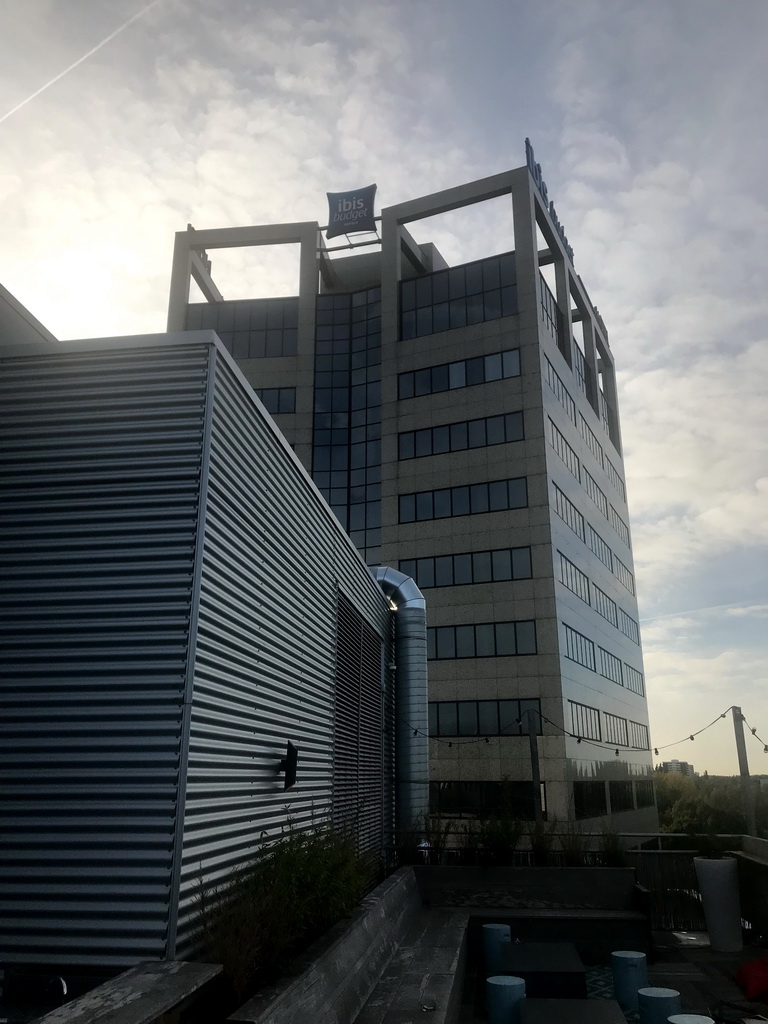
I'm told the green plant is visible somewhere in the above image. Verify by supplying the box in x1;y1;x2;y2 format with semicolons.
528;815;557;865
423;814;454;862
477;814;524;864
559;821;587;866
197;826;368;998
599;828;627;866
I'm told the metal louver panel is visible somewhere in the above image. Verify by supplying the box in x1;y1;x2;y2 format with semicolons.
173;351;393;956
0;344;209;966
332;593;386;859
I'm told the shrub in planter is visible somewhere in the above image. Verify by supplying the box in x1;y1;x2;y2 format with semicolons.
197;826;369;999
527;816;557;866
477;813;524;865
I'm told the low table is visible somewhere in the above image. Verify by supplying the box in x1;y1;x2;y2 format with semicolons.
499;941;588;999
521;998;625;1023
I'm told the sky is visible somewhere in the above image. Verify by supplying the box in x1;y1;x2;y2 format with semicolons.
1;0;766;777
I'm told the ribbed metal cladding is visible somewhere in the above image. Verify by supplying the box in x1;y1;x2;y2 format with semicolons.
172;351;393;957
332;593;385;858
0;344;209;966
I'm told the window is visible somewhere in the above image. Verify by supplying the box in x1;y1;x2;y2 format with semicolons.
618;608;640;644
398;411;523;460
399;546;532;588
598;646;623;685
191;297;300;357
609;781;634;813
399;478;527;523
401;252;517;340
624;664;645;696
610;505;631;548
428;698;541;737
429;780;539;820
570;700;601;741
558;551;590;604
256;387;296;414
573;341;587;396
398;349;520;399
549;417;580;481
544;356;576;424
629;720;650;749
563;624;596;670
635;780;656;808
604;712;629;746
593;585;618;628
553;484;585;541
579;413;604;469
539;274;562;346
586;523;613;571
583;469;608;518
427;621;537;660
605;456;626;500
573;781;607;819
615;556;635;595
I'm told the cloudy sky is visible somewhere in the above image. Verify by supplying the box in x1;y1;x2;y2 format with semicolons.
2;0;766;777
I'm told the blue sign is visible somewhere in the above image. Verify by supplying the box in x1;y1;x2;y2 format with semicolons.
326;184;377;239
525;139;574;264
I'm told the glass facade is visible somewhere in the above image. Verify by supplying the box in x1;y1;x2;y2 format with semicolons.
400;251;517;340
312;287;382;563
187;297;299;357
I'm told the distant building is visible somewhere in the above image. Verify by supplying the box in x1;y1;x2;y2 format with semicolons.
660;760;696;777
168;148;657;828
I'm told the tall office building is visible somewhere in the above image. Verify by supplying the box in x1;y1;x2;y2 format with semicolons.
168;148;657;828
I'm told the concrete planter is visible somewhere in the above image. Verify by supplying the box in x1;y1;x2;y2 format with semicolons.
693;856;742;952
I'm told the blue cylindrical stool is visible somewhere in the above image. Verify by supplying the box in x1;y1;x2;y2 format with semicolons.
486;975;525;1024
638;986;682;1024
667;1016;715;1023
482;923;512;973
612;949;649;1010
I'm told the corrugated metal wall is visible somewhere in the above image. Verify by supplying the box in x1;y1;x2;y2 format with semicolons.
170;351;394;956
0;344;210;966
0;337;396;966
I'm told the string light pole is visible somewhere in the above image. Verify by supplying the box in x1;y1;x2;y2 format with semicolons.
521;707;544;822
732;706;758;838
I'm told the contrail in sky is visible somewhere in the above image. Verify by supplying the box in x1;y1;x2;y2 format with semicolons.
0;0;163;126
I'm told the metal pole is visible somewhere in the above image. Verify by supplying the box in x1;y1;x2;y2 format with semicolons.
525;710;544;822
732;705;757;837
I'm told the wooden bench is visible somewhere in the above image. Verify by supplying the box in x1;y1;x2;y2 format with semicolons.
32;961;222;1024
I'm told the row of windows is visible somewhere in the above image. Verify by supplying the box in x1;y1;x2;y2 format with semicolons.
217;329;298;359
545;356;576;425
427;620;537;660
399;546;532;589
587;523;613;570
583;468;608;518
573;779;655;820
552;484;636;598
615;556;636;595
610;505;631;548
573;340;588;396
549;417;581;480
401;252;517;340
429;779;654;820
605;457;626;501
189;297;299;333
398;349;520;400
399;477;527;523
428;699;541;737
563;624;643;693
398;411;524;460
579;413;604;468
256;388;296;415
430;780;540;819
593;584;618;628
624;664;645;696
569;699;649;750
539;274;562;346
558;553;641;649
558;551;590;604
